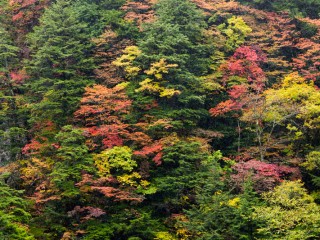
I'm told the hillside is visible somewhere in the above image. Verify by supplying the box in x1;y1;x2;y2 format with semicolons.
0;0;320;239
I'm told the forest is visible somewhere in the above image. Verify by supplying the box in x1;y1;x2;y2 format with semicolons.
0;0;320;239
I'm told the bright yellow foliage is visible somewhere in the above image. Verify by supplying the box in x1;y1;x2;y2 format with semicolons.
218;16;252;51
154;232;177;240
144;59;178;78
117;172;141;186
93;146;136;177
264;73;320;129
136;59;181;98
228;197;240;208
253;181;320;239
301;151;320;171
94;147;157;192
20;158;53;186
112;46;141;78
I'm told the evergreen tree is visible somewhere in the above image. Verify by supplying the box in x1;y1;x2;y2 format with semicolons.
138;0;210;77
27;0;95;78
26;0;104;125
0;173;34;239
150;141;223;213
184;162;260;239
238;0;320;18
129;0;213;133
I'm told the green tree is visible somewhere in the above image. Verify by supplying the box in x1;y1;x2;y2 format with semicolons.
217;16;252;52
50;125;94;198
150;141;223;213
26;0;101;125
138;0;210;77
27;0;96;78
301;151;320;201
184;173;260;240
253;181;320;239
0;173;34;240
28;126;95;238
120;0;213;133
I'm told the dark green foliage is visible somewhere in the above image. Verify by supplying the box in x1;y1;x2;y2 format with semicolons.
295;19;318;38
0;127;27;164
184;177;261;240
150;141;222;213
27;77;92;125
138;0;211;77
103;10;140;39
133;0;214;135
27;0;95;78
1;0;320;238
82;210;167;240
0;26;18;71
26;0;123;125
0;173;34;239
28;126;95;238
238;0;320;18
50;125;94;198
0;25;27;163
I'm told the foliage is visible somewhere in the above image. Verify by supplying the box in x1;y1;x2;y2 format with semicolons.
253;181;320;239
27;0;95;78
136;59;180;98
218;16;252;52
1;0;320;239
184;168;261;239
238;0;320;19
138;0;210;77
112;46;142;79
149;140;222;211
0;173;34;239
0;23;27;163
94;146;136;177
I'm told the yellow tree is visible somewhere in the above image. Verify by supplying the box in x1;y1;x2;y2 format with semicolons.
253;181;320;239
240;72;320;160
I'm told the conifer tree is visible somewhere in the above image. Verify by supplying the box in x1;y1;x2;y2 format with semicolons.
129;0;213;132
26;0;103;125
0;173;34;239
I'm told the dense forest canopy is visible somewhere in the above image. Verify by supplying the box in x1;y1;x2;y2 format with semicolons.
0;0;320;239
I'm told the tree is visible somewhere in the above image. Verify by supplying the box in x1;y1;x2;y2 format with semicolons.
253;181;320;239
261;72;320;156
26;0;111;125
148;139;221;213
136;59;180;98
184;177;261;240
74;83;143;150
238;0;320;19
29;125;94;203
0;173;34;240
217;16;252;52
210;46;268;159
9;0;50;44
231;158;298;192
27;0;95;79
300;151;320;200
138;0;210;77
